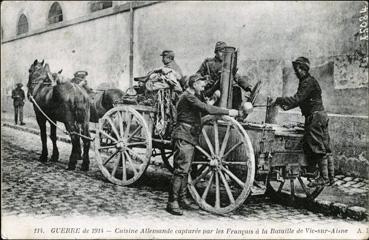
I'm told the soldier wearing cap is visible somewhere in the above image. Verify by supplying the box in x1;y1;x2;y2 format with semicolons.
196;41;253;107
11;83;26;125
167;74;240;215
272;57;334;186
160;50;183;78
71;71;93;93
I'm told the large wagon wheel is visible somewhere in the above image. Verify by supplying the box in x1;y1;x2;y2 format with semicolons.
265;167;324;203
188;115;255;214
95;106;152;186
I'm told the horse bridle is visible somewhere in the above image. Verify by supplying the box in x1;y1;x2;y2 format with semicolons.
27;70;52;99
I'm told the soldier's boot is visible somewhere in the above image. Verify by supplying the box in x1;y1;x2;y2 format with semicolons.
327;154;335;185
166;176;183;215
19;108;25;125
308;156;329;187
178;175;199;210
305;156;318;180
14;111;18;125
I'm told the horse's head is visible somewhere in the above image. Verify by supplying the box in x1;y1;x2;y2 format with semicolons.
50;69;71;85
27;59;54;96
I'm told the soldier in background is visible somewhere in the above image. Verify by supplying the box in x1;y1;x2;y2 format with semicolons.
196;41;253;108
160;50;183;78
272;57;334;186
71;71;94;94
11;83;26;125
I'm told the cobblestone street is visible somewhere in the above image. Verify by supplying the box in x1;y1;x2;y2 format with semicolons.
2;126;366;227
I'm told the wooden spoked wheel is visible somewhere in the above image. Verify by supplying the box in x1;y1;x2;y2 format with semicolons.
95;106;152;186
266;167;324;202
160;146;174;173
188;115;255;214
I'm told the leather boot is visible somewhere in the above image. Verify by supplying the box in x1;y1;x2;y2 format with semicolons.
166;176;183;215
327;154;335;185
179;174;199;210
308;156;329;187
304;154;318;180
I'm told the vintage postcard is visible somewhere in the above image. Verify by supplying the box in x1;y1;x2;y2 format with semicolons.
1;1;368;239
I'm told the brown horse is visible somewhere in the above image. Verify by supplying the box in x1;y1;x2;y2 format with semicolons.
27;59;91;171
89;89;126;122
50;71;126;123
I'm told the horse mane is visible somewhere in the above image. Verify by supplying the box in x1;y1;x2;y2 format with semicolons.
49;72;74;86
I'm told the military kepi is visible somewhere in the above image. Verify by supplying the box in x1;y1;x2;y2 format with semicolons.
292;57;310;71
188;74;205;87
214;41;227;52
74;71;88;78
160;50;175;58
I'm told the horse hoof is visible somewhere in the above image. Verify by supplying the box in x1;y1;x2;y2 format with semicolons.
67;166;76;171
80;165;89;171
39;157;48;163
50;155;59;162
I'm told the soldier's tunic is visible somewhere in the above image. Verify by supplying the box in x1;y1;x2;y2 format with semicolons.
172;90;229;177
165;60;183;78
196;56;223;97
275;74;330;156
197;56;252;108
11;87;25;124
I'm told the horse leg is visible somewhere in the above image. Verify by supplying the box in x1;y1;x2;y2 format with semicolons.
65;122;81;170
80;122;91;171
36;115;48;162
50;121;59;162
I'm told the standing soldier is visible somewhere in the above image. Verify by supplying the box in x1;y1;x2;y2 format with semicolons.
167;74;240;215
11;83;26;125
196;41;253;107
272;57;334;186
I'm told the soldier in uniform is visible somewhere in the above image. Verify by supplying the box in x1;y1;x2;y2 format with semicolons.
167;74;240;215
71;71;94;94
271;57;334;186
196;41;253;108
160;50;183;78
11;83;26;125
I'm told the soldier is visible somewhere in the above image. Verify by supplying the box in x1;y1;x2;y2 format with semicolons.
71;71;93;94
11;83;26;125
160;50;183;78
167;74;240;215
271;57;334;186
196;41;253;108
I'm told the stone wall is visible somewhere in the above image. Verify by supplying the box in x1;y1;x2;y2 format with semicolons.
1;1;368;177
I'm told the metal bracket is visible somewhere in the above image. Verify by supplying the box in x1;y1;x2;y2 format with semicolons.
285;163;300;178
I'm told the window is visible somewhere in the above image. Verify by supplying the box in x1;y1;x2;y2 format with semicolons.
90;1;113;12
48;2;63;24
17;14;29;35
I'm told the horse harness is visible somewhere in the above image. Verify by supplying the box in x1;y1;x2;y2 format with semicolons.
28;74;95;142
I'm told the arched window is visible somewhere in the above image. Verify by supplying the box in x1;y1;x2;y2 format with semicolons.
90;1;113;12
48;2;63;24
17;14;29;35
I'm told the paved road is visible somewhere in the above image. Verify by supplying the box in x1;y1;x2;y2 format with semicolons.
2;127;368;239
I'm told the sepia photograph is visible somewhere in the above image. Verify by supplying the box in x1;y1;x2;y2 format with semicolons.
1;1;368;239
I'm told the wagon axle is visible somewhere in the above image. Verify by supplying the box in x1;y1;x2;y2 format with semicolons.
115;140;127;151
209;155;221;167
